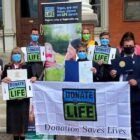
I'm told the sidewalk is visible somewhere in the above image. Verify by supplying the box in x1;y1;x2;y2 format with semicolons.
0;133;12;140
0;52;11;139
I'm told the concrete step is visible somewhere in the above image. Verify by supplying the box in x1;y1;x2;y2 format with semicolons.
0;133;12;140
0;104;6;114
0;114;6;129
0;85;6;132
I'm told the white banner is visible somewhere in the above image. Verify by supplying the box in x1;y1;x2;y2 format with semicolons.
33;81;131;139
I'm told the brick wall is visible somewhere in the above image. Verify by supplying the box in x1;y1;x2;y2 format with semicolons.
109;0;140;47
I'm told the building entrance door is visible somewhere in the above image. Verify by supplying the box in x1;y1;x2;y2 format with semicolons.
15;0;67;47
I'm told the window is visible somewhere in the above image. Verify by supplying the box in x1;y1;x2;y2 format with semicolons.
90;0;101;27
124;0;140;21
0;0;2;28
21;0;38;17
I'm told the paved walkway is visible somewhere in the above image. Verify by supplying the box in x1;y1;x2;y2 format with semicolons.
0;133;12;140
0;52;12;140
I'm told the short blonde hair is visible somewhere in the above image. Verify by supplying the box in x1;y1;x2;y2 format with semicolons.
9;47;25;65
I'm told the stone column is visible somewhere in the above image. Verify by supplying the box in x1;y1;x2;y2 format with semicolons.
2;0;16;52
69;0;98;25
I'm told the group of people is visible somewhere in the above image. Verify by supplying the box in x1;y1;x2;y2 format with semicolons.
0;27;140;140
65;28;140;140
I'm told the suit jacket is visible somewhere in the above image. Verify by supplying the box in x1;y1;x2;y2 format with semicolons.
126;55;140;103
115;53;140;103
27;44;44;80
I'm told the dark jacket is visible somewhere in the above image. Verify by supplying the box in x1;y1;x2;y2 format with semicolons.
96;47;120;82
27;43;44;80
123;55;140;103
113;52;140;103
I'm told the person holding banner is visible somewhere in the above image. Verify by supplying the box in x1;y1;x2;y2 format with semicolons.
28;28;44;80
2;47;36;140
110;38;140;140
118;31;140;56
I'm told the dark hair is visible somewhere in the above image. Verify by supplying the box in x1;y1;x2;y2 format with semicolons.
76;43;87;51
31;28;39;32
99;32;110;39
70;38;81;49
120;32;135;47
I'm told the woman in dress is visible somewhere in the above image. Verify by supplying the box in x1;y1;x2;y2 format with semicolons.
2;47;36;140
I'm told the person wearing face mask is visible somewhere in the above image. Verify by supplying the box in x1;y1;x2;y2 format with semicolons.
27;28;44;80
77;44;88;62
99;32;110;47
95;32;119;82
110;38;140;140
82;28;98;48
76;43;99;82
2;47;36;140
29;28;40;46
118;32;140;55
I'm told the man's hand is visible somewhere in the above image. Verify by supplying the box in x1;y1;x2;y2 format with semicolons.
110;70;117;78
129;79;137;86
91;67;97;75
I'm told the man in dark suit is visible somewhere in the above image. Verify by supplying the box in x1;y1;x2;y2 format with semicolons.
110;37;140;140
27;28;44;80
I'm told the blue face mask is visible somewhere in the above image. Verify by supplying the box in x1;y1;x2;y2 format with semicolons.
12;54;21;62
77;52;87;60
31;34;39;42
100;38;109;46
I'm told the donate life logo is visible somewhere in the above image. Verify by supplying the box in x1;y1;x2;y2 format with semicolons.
63;88;97;121
27;47;41;62
8;80;27;100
